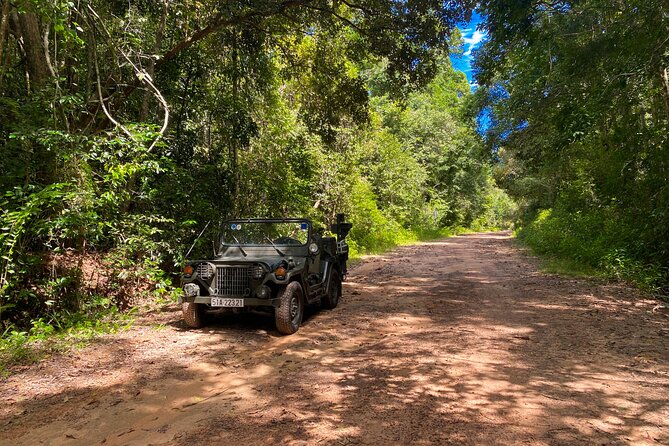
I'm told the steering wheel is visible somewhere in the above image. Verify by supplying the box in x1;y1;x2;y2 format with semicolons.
274;236;301;245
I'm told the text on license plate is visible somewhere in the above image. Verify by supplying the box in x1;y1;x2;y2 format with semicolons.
211;298;244;307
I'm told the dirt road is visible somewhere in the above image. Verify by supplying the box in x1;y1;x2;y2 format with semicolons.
1;232;669;445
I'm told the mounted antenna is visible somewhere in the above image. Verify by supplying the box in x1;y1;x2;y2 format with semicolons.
185;220;211;260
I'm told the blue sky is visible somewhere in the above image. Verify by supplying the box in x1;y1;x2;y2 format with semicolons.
450;11;486;89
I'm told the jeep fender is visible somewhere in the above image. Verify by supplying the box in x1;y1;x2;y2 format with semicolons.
323;261;341;296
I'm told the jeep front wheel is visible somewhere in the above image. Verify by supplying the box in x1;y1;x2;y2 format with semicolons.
275;281;304;335
183;302;206;328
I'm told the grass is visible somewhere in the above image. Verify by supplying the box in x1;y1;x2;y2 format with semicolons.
347;224;497;265
516;237;669;305
0;306;134;377
535;254;603;278
514;210;668;296
348;226;449;261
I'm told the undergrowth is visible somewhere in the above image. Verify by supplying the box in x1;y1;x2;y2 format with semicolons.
0;303;134;376
517;208;669;296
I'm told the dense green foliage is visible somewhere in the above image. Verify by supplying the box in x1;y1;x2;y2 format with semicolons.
0;0;510;350
475;0;669;291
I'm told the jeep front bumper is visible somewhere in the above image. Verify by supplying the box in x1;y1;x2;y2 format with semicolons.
179;295;281;307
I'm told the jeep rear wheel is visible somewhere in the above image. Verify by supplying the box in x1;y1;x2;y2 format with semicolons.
183;302;206;328
275;281;304;335
322;270;341;309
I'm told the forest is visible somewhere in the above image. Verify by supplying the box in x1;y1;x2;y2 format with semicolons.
0;0;667;360
474;0;668;291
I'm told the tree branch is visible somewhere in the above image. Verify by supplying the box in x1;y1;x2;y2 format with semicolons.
339;0;374;16
155;0;312;70
87;5;169;151
90;23;134;141
300;3;370;36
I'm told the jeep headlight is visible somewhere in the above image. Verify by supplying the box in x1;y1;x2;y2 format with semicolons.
251;265;265;280
184;283;200;297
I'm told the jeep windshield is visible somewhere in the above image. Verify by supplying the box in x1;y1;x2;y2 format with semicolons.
221;220;310;247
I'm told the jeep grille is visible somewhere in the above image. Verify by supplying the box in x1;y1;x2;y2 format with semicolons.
215;266;251;296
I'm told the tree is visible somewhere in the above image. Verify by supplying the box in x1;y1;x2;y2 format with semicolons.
475;0;669;283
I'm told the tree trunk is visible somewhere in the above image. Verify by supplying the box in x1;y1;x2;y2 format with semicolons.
0;0;10;89
661;67;669;120
16;7;49;90
140;0;168;121
0;0;10;63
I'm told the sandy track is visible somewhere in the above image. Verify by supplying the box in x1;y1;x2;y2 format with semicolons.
1;232;668;445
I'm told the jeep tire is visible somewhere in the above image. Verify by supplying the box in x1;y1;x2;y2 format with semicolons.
322;269;341;309
183;302;206;328
275;281;304;334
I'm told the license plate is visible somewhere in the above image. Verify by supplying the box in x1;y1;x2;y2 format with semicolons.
211;298;244;307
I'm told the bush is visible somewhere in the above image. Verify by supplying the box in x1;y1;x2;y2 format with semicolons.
518;206;668;293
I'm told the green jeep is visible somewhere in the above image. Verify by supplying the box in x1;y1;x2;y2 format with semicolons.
180;214;351;334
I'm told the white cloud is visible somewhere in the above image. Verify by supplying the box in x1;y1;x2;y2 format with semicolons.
464;30;486;46
463;30;486;56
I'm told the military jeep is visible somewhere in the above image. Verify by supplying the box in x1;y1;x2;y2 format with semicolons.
180;214;351;334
